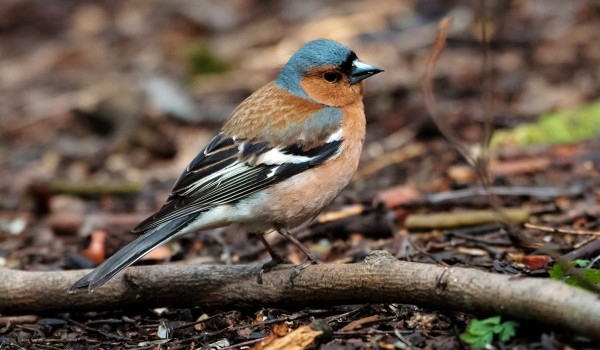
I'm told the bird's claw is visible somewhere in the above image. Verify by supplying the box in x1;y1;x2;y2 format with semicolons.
257;254;289;284
289;255;322;284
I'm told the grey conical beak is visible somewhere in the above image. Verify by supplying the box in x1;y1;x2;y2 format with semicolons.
349;59;383;84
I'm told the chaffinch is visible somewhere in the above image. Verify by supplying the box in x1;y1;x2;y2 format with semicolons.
70;39;383;292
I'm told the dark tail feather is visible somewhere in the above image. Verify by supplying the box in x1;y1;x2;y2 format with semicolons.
69;213;199;293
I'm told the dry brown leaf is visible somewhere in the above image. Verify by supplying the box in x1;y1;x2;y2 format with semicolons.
253;323;322;350
509;253;552;269
456;246;489;257
82;229;107;265
353;143;426;180
522;255;553;269
193;313;210;332
448;165;478;183
376;185;421;209
252;323;288;349
489;157;550;176
406;313;436;330
317;205;364;224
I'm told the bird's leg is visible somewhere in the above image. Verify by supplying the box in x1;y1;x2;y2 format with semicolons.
277;229;322;283
255;233;289;284
257;233;289;266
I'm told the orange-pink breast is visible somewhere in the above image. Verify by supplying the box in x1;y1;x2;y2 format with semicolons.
254;101;366;228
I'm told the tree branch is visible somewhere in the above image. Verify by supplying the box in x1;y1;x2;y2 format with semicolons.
1;251;598;340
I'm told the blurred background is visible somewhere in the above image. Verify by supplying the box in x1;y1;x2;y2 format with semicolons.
2;0;600;347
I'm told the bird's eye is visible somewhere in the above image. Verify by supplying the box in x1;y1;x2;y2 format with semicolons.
323;72;341;83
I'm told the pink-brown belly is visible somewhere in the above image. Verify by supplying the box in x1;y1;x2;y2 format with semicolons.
250;140;363;230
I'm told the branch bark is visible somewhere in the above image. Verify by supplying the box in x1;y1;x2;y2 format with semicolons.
1;251;598;340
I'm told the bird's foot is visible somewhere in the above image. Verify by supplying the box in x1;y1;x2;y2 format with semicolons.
257;254;289;284
289;253;322;284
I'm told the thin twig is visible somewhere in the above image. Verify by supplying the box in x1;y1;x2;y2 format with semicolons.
562;239;600;261
478;0;494;180
524;223;600;237
64;316;131;341
421;184;584;205
421;17;474;166
407;239;449;266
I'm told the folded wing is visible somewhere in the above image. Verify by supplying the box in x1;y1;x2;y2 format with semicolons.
70;126;343;292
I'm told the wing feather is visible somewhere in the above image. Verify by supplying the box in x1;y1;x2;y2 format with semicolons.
133;130;343;233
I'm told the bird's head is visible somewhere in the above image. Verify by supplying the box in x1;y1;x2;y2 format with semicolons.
276;39;383;107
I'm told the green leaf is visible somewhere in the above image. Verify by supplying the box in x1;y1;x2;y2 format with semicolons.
461;317;518;347
573;259;590;267
460;331;494;348
468;316;499;335
498;321;519;341
549;263;567;280
479;316;501;325
491;324;503;334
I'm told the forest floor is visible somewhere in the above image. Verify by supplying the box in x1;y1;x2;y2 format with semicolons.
1;1;599;349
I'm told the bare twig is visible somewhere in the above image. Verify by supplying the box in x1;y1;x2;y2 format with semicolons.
525;223;600;237
405;208;529;230
478;0;494;169
64;315;131;341
0;315;39;325
420;15;567;248
354;143;426;180
421;17;474;166
422;184;584;205
561;239;600;261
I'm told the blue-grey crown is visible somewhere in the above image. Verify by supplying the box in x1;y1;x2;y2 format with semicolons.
276;39;355;99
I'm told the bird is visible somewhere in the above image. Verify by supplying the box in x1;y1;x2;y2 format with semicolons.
69;39;383;292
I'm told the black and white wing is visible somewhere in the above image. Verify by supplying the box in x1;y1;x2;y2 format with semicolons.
132;131;343;232
69;130;342;292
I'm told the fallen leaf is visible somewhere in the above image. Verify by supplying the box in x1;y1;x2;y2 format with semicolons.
448;165;477;183
194;313;210;332
510;254;552;269
522;255;552;269
317;205;364;223
406;313;435;330
489;157;550;176
82;229;107;265
457;246;489;257
376;185;421;209
253;323;322;350
349;233;364;245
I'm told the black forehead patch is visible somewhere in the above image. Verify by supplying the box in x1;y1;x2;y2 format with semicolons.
340;51;357;74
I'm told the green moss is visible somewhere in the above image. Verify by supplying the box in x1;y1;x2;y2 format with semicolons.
186;44;229;80
491;99;600;148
